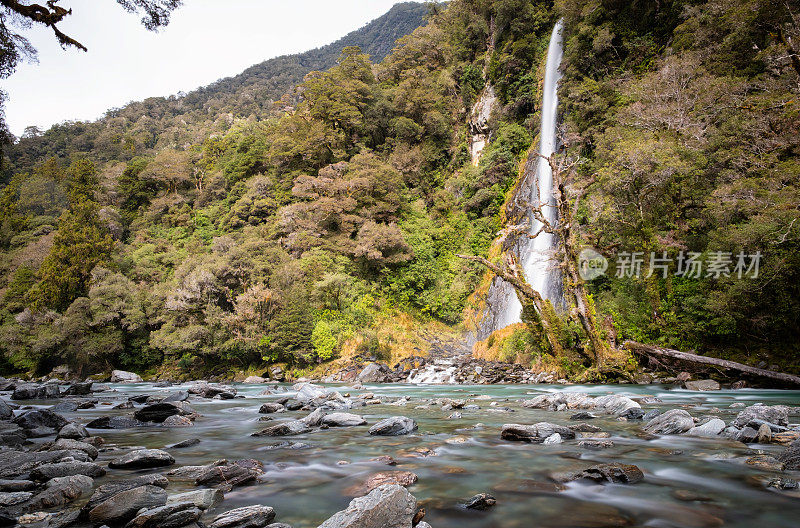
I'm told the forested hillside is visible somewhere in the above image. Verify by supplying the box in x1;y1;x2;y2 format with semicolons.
0;0;797;380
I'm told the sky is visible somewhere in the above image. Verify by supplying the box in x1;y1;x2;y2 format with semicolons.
3;0;416;137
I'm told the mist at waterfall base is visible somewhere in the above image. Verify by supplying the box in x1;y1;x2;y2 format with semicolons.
482;20;566;336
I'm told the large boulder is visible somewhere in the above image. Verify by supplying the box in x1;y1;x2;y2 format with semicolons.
356;363;390;383
134;402;187;423
642;409;694;435
167;489;224;510
322;413;367;427
126;502;202;528
369;416;417;436
501;423;575;442
732;404;790;429
252;420;310;437
778;441;800;470
83;474;168;515
12;383;60;400
88;485;167;525
52;438;99;459
57;422;89;440
258;402;285;414
591;394;641;416
63;382;93;396
209;505;276;528
686;418;726;437
109;449;175;469
0;399;14;420
318;484;416;528
111;370;143;383
684;379;720;391
28;474;93;509
12;408;69;430
576;463;644;484
195;461;261;488
87;415;148;429
30;461;105;481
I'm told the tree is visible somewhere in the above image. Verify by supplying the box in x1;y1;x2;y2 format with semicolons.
0;0;183;152
139;149;193;194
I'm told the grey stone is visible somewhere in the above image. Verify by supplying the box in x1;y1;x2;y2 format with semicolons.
463;493;496;510
577;463;644;484
195;462;259;488
592;394;641;416
52;438;99;459
542;433;562;445
111;370;143;383
83;474;169;512
162;415;193;427
167;489;224;510
134;402;189;423
356;363;390;383
88;485;168;525
778;441;800;470
732;405;789;429
258;402;285;414
684;379;721;391
109;449;175;469
167;438;200;449
0;490;32;506
0;399;13;420
28;474;93;509
642;409;694;435
501;422;575;442
30;461;105;481
322;413;367;427
736;426;759;443
57;422;89;440
210;505;276;528
12;408;69;430
369;416;417;436
251;420;310;437
686;418;726;437
125;502;202;528
86;415;148;429
318;484;416;528
300;408;326;426
0;479;35;492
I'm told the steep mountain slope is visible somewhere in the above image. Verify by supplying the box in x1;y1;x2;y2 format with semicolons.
3;2;429;175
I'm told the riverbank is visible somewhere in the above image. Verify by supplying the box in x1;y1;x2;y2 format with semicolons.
2;377;800;527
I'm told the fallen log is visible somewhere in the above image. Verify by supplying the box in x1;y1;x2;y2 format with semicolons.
624;340;800;387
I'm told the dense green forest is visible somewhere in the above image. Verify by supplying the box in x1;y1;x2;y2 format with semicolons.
0;0;798;379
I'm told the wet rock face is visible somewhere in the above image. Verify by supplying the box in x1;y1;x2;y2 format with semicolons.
464;493;497;510
209;505;276;528
88;485;168;525
111;370;143;383
30;461;106;481
732;405;790;429
28;474;94;509
109;449;176;469
642;409;694;435
368;416;417;436
318;484;416;528
134;402;194;423
500;423;575;442
126;502;202;528
252;420;310;437
356;362;390;383
12;409;69;431
576;463;644;484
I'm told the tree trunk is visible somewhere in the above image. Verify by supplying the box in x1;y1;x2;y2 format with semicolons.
625;340;800;387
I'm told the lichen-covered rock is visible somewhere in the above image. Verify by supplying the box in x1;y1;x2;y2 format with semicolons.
318;484;416;528
642;409;694;435
501;423;575;442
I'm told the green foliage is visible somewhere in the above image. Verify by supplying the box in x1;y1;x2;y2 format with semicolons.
311;320;338;360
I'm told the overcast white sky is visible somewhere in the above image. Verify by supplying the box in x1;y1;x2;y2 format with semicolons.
3;0;417;137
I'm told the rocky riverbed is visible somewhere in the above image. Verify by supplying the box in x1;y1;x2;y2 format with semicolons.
1;375;800;527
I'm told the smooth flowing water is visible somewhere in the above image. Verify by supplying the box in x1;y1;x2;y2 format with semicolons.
488;20;565;332
56;382;800;528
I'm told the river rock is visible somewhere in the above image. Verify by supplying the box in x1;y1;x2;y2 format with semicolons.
294;383;329;403
167;488;224;510
111;370;143;383
195;462;259;488
63;381;93;396
88;485;168;525
464;492;496;510
778;441;800;470
592;394;641;416
12;383;60;400
0;423;25;446
110;449;175;469
259;402;285;414
684;379;720;391
57;422;89;440
318;484;416;528
642;409;694;435
134;402;190;423
0;479;35;492
542;433;562;445
28;474;93;509
52;438;99;459
501;423;575;442
356;363;390;383
167;438;200;449
126;502;202;528
578;463;644;484
369;416;417;436
162;390;189;402
686;418;726;437
348;471;418;496
210;505;276;528
323;413;367;427
0;399;14;420
83;474;169;513
746;455;784;471
244;376;267;384
12;408;69;430
579;439;615;449
30;461;105;481
570;412;597;420
252;420;310;437
732;404;789;429
86;415;147;429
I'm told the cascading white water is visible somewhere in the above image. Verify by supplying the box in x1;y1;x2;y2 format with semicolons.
493;20;565;330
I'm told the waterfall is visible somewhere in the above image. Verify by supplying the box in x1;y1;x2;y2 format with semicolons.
480;20;565;336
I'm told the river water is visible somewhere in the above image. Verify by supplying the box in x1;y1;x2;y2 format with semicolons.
61;383;800;527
